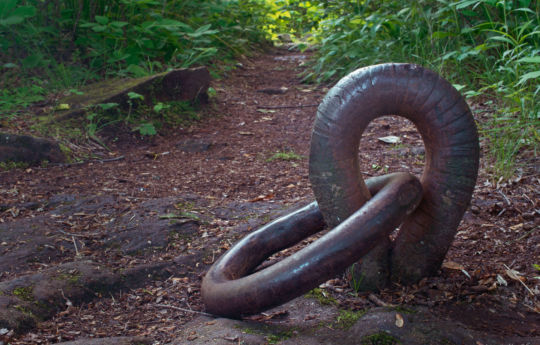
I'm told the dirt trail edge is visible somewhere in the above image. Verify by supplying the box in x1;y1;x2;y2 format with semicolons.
1;48;538;344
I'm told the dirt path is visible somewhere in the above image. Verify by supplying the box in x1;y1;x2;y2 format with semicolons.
1;48;538;344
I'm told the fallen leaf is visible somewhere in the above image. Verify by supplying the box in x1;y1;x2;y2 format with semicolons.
509;223;523;231
257;109;276;113
395;313;404;328
506;268;526;282
378;135;401;144
250;193;274;202
442;261;464;270
461;269;472;279
496;274;508;286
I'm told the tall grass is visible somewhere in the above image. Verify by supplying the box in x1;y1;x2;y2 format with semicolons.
272;0;538;179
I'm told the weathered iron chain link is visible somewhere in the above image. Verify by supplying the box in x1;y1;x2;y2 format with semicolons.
202;63;479;317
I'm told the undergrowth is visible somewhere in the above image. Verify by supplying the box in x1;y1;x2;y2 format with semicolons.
0;0;270;132
1;0;537;178
267;0;539;179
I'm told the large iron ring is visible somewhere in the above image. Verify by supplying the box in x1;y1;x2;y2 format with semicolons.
310;63;479;286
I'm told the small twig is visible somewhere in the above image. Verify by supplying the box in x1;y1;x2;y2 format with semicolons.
154;303;213;317
72;236;80;256
368;294;396;307
60;288;73;307
256;104;318;110
97;155;125;163
497;189;511;205
503;264;535;296
523;193;535;206
507;226;538;245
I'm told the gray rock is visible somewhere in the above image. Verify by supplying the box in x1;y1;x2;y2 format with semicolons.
53;67;210;122
0;132;65;164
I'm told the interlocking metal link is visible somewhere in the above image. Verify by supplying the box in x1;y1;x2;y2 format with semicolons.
202;173;422;317
202;63;479;317
310;63;479;286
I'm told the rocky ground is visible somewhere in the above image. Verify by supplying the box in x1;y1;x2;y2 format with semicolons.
0;48;538;344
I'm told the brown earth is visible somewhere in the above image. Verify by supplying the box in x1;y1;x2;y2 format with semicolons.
0;48;538;344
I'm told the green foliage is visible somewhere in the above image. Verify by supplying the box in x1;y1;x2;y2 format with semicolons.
273;0;539;179
305;288;338;305
361;331;400;345
267;150;303;162
13;286;34;301
266;330;294;344
0;161;29;171
335;309;367;329
0;0;269;120
82;98;200;138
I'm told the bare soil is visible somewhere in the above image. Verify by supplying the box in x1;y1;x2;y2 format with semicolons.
0;48;538;344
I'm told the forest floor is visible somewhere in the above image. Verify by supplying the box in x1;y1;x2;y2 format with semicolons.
1;48;539;344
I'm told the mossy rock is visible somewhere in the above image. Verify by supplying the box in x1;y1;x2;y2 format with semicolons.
0;132;65;165
52;67;210;121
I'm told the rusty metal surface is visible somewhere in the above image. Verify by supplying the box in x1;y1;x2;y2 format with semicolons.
309;63;479;285
202;173;422;317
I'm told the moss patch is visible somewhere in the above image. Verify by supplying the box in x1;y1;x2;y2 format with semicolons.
236;325;296;344
13;286;34;302
334;309;367;329
361;331;400;345
304;288;338;306
55;271;82;285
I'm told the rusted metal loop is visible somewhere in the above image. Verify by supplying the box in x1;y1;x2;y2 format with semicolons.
202;172;422;317
309;63;479;284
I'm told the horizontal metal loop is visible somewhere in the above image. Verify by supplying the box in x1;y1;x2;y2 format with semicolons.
202;172;422;317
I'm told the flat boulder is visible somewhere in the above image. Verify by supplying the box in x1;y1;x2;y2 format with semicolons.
0;132;65;165
53;67;211;121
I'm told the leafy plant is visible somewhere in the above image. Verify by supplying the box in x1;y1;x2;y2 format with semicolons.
271;0;539;179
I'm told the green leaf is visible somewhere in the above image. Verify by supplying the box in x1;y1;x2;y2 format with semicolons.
0;0;18;16
517;71;540;85
124;64;147;77
153;102;170;112
97;103;119;110
188;24;219;38
455;0;478;9
68;89;84;95
11;5;36;18
91;25;107;32
127;91;144;100
517;57;540;64
460;9;478;17
487;36;517;46
95;15;109;25
135;123;156;136
110;21;128;29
